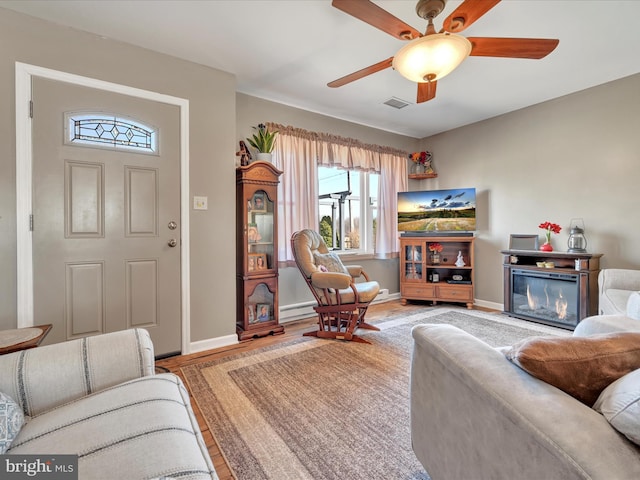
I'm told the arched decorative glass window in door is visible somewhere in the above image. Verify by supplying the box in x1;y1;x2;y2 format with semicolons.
64;112;158;154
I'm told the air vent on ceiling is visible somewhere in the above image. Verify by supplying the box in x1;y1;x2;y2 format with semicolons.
384;97;411;109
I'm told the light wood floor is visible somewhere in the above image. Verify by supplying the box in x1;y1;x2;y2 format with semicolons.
156;300;490;479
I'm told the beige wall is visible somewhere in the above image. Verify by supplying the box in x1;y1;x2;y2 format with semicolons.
0;8;237;342
236;94;420;308
3;7;639;343
419;73;640;305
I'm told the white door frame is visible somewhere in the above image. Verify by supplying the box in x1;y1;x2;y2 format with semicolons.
15;62;192;354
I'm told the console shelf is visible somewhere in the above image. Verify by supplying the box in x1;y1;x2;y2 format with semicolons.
400;235;475;309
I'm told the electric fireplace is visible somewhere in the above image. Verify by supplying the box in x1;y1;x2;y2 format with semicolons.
510;269;579;328
501;250;602;330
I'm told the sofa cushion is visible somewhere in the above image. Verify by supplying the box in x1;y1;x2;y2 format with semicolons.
594;368;640;445
504;332;640;406
8;374;216;479
0;391;25;453
313;252;349;275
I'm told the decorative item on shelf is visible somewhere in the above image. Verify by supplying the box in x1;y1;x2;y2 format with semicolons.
567;218;588;253
246;123;278;163
538;221;561;252
428;242;443;264
247;223;261;243
455;251;465;267
408;151;434;175
236;140;252;166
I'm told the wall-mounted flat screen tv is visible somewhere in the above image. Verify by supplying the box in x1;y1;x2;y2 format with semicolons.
397;187;476;233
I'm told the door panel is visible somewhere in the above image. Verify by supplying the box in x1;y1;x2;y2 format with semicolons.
65;161;104;237
64;261;105;337
32;77;181;355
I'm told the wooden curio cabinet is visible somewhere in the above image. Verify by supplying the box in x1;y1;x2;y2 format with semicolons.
236;161;284;340
400;235;475;309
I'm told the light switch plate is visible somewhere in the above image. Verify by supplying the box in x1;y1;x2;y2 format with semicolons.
193;196;208;210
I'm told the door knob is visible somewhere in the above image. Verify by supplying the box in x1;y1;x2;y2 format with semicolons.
168;239;177;247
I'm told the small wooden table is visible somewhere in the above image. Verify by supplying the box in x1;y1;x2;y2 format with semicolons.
0;324;52;355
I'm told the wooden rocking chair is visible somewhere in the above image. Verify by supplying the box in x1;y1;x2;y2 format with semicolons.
291;229;380;343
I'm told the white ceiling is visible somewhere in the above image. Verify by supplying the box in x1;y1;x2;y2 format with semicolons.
2;0;640;138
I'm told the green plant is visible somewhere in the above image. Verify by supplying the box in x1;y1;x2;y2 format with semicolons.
246;123;278;153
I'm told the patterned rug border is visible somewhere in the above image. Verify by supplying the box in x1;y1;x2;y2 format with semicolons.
181;307;568;479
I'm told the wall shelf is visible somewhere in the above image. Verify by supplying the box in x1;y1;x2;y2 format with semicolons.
408;173;438;180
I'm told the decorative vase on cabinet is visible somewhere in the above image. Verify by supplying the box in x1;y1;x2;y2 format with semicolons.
540;242;553;252
236;161;284;340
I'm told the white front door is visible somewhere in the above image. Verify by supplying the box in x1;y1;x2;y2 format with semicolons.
30;77;182;356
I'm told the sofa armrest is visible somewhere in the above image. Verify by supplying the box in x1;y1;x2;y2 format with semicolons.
599;269;640;292
0;328;154;416
410;324;640;480
574;314;640;336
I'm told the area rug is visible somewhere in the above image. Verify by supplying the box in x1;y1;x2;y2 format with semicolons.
181;308;568;480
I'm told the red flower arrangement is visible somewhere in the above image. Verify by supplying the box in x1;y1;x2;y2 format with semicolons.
428;242;443;253
538;221;562;245
409;151;432;165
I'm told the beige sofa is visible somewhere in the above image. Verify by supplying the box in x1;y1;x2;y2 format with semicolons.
0;328;217;480
410;311;640;480
599;268;640;315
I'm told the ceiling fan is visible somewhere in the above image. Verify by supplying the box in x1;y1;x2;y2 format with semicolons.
328;0;559;103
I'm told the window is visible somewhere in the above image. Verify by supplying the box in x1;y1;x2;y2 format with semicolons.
318;166;378;253
64;113;157;154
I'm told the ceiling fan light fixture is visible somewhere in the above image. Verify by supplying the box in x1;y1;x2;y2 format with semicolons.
392;33;472;83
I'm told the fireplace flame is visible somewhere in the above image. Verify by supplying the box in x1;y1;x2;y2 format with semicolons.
527;285;536;309
556;291;568;320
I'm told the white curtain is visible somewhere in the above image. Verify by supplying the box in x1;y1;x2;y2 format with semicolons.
270;126;319;267
377;151;408;257
268;123;407;264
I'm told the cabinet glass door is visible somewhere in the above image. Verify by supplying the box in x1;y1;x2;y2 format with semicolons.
404;244;423;281
247;190;274;272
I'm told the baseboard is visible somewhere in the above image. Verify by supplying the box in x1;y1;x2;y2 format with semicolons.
474;299;503;311
186;293;497;354
188;333;238;354
279;288;396;324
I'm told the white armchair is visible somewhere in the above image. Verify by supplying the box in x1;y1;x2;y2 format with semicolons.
598;269;640;315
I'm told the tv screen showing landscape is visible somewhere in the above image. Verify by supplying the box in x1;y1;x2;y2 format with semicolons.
397;188;476;233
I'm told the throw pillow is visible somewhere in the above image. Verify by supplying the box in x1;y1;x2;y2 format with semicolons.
594;368;640;446
0;391;25;453
504;332;640;406
313;252;349;275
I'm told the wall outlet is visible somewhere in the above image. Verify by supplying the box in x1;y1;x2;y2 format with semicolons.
193;196;208;210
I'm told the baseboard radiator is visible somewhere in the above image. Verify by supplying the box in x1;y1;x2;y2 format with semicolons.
279;288;393;324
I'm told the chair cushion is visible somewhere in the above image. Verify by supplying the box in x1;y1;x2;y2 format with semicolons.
504;333;640;406
627;292;640;320
313;252;349;275
322;281;380;305
602;289;633;315
0;391;24;453
8;374;216;480
594;368;640;446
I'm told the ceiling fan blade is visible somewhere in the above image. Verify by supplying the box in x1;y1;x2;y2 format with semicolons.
469;37;559;59
417;81;437;103
332;0;422;40
327;57;394;88
442;0;501;33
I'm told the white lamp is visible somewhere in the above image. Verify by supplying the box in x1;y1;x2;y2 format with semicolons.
392;33;472;83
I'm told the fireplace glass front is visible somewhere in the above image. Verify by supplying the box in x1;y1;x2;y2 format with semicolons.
510;269;579;329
